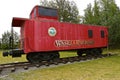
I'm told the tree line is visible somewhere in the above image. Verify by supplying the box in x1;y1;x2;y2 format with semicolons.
0;30;19;50
1;0;120;50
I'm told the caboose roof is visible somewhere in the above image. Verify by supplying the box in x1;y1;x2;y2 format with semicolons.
12;17;28;27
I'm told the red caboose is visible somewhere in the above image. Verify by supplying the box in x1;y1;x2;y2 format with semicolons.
3;5;108;63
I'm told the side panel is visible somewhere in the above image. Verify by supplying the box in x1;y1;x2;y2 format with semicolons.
34;21;61;51
32;21;108;52
99;27;108;47
24;20;35;53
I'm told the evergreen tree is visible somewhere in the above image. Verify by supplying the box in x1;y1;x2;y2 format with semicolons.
83;3;94;24
1;30;19;49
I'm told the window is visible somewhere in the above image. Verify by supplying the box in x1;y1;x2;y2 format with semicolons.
101;30;105;38
38;7;57;17
34;8;36;18
88;30;93;38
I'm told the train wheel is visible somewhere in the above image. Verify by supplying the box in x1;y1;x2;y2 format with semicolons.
96;48;102;56
89;49;102;57
26;53;41;63
86;50;93;57
77;50;83;57
50;52;60;61
26;52;60;63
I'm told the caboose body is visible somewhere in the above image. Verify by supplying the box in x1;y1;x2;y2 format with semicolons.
3;5;108;63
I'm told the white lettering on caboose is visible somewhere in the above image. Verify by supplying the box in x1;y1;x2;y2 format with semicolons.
55;40;94;47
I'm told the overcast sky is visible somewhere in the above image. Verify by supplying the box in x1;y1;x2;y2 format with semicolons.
0;0;120;38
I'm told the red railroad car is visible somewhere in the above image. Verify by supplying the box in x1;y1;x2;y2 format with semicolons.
3;5;108;63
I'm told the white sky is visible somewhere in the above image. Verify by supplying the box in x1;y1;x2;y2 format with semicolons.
0;0;120;38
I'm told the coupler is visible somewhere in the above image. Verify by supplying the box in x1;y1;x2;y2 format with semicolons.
3;49;25;57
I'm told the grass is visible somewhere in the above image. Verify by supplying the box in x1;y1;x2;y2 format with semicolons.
60;51;77;58
0;51;27;64
0;49;120;80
